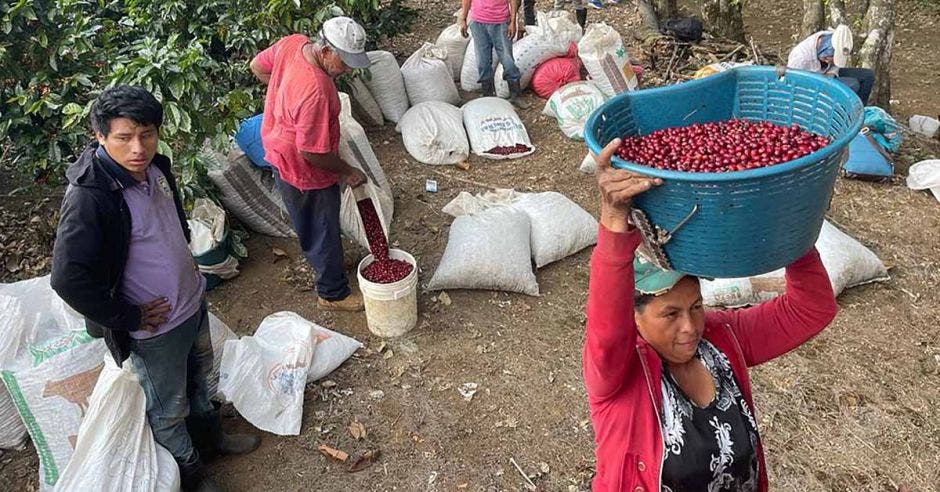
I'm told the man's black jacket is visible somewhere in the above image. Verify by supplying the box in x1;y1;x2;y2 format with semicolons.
50;142;191;366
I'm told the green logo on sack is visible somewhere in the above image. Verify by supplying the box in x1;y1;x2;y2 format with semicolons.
29;331;94;366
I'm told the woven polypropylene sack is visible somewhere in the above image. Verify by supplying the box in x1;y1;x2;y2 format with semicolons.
436;24;471;81
0;276;92;450
584;66;864;277
54;360;179;492
531;56;582;99
701;220;889;307
460;36;498;92
396;101;469;165
338;94;394;250
541;10;583;45
348;77;384;126
401;43;460;106
219;312;316;436
462;97;535;160
543;81;607;139
363;51;409;123
206;313;237;401
578;23;638;97
512;192;598;268
428;206;539;296
206;148;295;238
2;340;108;489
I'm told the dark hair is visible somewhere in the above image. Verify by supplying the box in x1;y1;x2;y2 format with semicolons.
634;292;656;312
90;85;163;136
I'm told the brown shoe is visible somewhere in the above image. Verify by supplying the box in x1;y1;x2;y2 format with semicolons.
318;291;364;312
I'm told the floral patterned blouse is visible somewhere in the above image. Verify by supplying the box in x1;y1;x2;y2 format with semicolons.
660;340;761;492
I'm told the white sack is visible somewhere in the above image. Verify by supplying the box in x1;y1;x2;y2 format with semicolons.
906;159;940;204
338;94;395;250
0;276;92;450
512;192;598;267
219;312;317;436
578;23;637;97
543;81;607;139
441;188;522;217
2;340;108;489
702;220;890;307
54;359;180;492
401;43;460;106
396;101;469;165
363;51;410;123
348;77;384;126
428;206;540;296
436;24;471;81
541;10;583;46
462;97;535;160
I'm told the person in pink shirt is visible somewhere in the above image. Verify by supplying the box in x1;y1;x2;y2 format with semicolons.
250;17;371;312
459;0;531;109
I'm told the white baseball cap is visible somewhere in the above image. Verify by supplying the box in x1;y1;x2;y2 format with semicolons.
831;24;853;68
321;17;371;69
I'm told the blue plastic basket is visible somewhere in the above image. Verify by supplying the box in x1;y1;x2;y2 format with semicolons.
584;66;864;278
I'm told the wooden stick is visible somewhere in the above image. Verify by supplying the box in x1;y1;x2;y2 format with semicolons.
749;37;761;64
509;457;537;490
665;43;680;82
718;44;746;63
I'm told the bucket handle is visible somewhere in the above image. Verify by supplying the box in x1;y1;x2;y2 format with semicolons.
630;204;699;270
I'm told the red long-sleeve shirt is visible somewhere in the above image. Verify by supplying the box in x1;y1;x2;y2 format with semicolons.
584;226;839;491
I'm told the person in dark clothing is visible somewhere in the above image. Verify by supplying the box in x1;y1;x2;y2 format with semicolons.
50;86;259;492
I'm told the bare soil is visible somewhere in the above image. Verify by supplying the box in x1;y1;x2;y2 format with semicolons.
2;1;940;491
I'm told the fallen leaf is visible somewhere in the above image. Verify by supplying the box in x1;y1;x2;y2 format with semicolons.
539;462;550;474
456;160;471;171
272;247;288;257
438;291;452;306
347;450;380;473
318;444;349;462
458;382;478;401
457;484;469;489
320;380;337;388
348;420;367;440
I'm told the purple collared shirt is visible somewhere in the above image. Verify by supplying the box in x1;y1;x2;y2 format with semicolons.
119;164;205;339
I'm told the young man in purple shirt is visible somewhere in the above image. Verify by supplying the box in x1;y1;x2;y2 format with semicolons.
51;86;258;492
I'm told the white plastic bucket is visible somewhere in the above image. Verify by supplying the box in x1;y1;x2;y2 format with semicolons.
909;115;940;139
357;249;419;337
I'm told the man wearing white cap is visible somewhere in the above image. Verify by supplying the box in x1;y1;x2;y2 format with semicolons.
787;24;875;104
250;17;370;312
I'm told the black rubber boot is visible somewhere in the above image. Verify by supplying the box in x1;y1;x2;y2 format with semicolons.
507;79;531;110
523;0;537;27
188;411;260;459
481;78;496;97
177;455;223;492
576;8;587;29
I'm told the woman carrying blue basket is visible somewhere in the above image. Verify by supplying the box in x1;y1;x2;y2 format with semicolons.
582;139;841;491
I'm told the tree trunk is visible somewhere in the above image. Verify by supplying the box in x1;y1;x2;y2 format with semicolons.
801;0;825;37
858;0;896;107
702;0;746;42
636;0;663;40
655;0;678;21
828;0;848;27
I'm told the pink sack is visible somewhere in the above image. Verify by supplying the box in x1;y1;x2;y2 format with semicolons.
531;43;582;99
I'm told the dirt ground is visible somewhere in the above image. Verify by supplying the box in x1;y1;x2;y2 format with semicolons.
2;0;940;491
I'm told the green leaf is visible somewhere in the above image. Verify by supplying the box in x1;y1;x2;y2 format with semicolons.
62;103;83;115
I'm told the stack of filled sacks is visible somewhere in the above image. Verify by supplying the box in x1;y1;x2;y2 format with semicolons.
428;189;598;295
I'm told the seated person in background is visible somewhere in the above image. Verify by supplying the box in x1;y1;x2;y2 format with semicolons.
787;24;875;104
582;139;840;491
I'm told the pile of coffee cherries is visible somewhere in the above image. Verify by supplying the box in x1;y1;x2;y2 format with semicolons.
615;119;830;173
485;144;532;156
